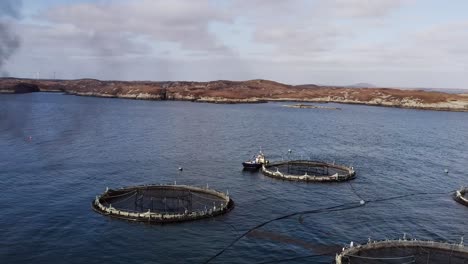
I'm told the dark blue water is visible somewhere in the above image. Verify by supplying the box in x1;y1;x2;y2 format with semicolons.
1;93;467;263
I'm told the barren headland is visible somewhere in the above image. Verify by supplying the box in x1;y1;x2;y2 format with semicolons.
1;78;467;112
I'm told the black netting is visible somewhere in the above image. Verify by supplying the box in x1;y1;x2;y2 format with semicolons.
340;245;468;264
100;187;227;214
268;162;348;176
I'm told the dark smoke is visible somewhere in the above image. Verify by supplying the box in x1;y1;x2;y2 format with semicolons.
0;0;21;76
0;24;19;76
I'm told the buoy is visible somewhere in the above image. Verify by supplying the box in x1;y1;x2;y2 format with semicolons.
360;200;365;205
444;169;449;174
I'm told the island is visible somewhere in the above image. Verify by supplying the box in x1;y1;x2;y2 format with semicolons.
1;78;467;112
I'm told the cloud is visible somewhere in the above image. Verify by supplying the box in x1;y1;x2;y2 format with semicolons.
334;20;468;72
17;23;151;58
42;0;232;55
323;0;404;18
413;22;468;55
5;0;468;88
18;0;409;60
231;0;403;19
231;0;405;56
253;25;349;55
8;0;239;79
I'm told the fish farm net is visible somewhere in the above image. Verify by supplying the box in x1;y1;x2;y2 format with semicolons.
336;240;468;264
454;187;468;207
92;184;234;223
262;160;355;182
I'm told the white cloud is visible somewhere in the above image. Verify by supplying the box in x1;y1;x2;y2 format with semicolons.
17;23;151;58
231;0;405;56
5;0;468;88
413;21;468;55
323;0;404;18
42;0;232;54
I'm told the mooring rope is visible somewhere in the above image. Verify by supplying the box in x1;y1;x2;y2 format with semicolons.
252;252;333;264
203;202;362;264
347;181;365;201
203;190;452;264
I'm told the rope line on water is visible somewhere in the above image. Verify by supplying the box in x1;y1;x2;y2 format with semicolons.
348;181;365;201
252;252;333;264
203;202;362;264
203;190;452;264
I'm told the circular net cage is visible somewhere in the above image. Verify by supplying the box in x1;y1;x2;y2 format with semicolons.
262;160;355;182
92;185;234;223
454;187;468;207
336;240;468;264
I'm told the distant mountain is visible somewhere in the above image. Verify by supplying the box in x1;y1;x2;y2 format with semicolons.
345;83;377;88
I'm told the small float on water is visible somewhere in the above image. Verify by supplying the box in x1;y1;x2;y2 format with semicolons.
242;152;268;170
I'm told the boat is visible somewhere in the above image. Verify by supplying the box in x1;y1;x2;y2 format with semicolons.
242;152;267;170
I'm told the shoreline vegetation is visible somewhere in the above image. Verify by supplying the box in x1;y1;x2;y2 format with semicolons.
1;77;468;112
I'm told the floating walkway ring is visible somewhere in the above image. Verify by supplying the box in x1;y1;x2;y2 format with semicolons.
454;187;468;207
336;239;468;264
92;184;234;223
261;160;355;182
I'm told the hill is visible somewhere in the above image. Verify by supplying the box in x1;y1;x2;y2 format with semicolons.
1;78;467;111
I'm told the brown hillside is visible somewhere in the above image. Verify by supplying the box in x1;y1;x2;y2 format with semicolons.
1;78;467;111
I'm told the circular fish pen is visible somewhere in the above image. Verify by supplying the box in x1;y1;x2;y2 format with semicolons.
261;160;355;182
92;184;234;223
336;239;468;264
454;187;468;207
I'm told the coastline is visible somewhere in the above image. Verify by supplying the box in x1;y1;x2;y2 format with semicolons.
1;78;467;112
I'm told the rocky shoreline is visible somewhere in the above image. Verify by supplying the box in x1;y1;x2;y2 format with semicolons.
1;78;467;112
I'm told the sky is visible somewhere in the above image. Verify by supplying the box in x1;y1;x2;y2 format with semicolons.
1;0;468;88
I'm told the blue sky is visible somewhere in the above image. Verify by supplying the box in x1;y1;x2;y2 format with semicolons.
2;0;468;88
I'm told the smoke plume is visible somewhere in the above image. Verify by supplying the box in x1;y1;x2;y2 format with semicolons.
0;0;21;76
